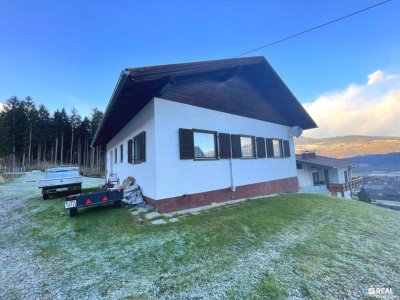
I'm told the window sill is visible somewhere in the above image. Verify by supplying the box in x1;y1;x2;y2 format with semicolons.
194;158;218;161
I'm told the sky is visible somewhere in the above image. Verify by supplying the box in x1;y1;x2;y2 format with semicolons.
0;0;399;138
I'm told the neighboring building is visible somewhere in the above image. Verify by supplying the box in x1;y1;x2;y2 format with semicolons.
92;57;317;212
296;152;362;199
365;177;387;185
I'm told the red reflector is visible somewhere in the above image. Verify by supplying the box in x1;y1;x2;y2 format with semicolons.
85;199;92;205
68;196;72;200
102;196;108;202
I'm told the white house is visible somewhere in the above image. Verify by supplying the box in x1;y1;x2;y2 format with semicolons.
92;57;317;212
296;151;362;199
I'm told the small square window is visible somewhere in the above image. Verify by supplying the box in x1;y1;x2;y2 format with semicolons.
240;136;255;158
194;131;217;159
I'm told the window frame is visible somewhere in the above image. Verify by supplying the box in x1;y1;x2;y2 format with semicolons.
192;129;218;160
133;131;146;163
272;139;283;158
239;135;256;159
312;172;320;186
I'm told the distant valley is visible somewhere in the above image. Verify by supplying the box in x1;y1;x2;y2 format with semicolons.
295;135;400;173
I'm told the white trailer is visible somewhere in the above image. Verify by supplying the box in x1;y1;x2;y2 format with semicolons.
38;166;82;199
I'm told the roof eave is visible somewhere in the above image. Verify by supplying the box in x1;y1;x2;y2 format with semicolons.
91;70;130;147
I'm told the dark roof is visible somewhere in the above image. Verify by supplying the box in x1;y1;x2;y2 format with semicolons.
296;154;358;169
92;56;317;146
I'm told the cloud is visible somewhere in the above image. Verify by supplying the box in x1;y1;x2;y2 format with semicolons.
303;70;400;138
367;70;397;85
0;103;4;112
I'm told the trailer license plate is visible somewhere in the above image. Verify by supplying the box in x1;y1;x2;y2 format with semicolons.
65;200;77;208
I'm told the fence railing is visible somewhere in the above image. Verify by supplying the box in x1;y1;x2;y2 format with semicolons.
329;177;363;193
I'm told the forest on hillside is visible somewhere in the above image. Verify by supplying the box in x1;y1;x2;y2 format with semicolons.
0;96;105;175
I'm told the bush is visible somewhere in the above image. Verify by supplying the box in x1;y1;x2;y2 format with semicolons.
358;188;371;203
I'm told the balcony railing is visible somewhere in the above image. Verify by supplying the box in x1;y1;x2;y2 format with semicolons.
328;177;363;193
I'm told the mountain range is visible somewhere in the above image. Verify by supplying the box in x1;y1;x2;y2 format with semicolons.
295;135;400;158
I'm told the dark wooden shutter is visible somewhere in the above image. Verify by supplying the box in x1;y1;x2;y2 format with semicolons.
256;137;266;158
219;133;231;159
127;139;133;163
231;134;241;159
179;128;194;159
283;140;290;158
139;131;146;162
266;138;274;158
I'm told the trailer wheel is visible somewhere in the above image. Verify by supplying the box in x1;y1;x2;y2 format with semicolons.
43;194;49;200
69;208;78;217
114;200;122;208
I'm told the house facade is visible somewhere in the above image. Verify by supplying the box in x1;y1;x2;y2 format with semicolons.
296;152;362;199
93;57;317;212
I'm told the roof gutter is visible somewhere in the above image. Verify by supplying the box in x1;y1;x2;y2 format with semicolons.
91;70;130;147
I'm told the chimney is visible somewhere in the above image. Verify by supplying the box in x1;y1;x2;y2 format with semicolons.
301;151;317;159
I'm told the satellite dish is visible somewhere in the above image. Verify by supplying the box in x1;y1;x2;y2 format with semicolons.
290;126;303;137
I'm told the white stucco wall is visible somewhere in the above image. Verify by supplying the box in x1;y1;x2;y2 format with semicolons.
153;98;297;200
297;164;329;194
106;100;156;199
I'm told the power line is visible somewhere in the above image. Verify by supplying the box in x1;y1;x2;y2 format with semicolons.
235;0;392;58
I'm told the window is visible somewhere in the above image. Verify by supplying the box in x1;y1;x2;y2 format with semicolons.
134;131;146;163
272;139;283;158
193;130;217;159
240;136;255;158
282;140;290;158
120;144;123;162
344;171;348;182
127;139;133;163
313;172;320;185
231;135;255;159
266;138;274;158
114;148;117;163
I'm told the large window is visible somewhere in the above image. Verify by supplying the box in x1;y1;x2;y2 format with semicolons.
240;136;255;158
193;131;217;159
272;139;282;158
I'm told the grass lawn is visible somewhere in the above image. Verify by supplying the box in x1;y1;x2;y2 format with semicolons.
1;176;399;299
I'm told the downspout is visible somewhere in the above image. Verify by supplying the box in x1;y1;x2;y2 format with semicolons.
229;134;235;197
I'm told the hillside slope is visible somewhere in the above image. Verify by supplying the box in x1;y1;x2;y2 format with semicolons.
295;135;400;158
1;173;400;299
348;152;400;172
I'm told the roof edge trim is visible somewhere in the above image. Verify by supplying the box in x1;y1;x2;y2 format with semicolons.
92;70;130;147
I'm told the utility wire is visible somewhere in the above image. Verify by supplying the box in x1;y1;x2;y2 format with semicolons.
235;0;392;57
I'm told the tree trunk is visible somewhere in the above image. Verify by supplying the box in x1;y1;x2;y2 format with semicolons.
78;138;81;167
55;137;58;165
28;125;32;167
61;132;64;165
44;139;47;165
37;141;41;167
70;128;74;164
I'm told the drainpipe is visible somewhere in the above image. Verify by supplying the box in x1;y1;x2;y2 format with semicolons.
229;135;235;196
